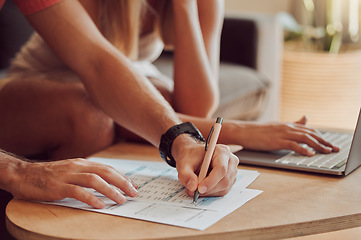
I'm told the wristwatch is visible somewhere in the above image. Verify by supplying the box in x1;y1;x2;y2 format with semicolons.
159;122;205;167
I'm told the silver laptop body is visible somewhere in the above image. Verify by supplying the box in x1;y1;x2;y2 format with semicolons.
236;109;361;176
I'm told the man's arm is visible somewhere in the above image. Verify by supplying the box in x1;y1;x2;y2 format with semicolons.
25;0;179;146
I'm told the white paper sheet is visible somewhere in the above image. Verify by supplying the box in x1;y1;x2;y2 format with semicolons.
42;157;262;230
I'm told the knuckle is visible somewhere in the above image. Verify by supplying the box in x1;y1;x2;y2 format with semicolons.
84;173;101;184
286;141;298;150
99;165;114;175
218;144;230;153
232;154;240;165
67;185;83;198
73;158;85;162
218;164;227;176
66;159;83;168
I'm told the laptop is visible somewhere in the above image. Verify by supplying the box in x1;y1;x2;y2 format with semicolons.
236;108;361;176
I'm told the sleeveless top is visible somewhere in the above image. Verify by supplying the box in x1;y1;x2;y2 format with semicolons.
6;30;166;82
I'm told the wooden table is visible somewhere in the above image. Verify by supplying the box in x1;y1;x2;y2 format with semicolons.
6;142;361;240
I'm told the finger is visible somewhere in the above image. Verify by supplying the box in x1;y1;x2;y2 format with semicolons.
201;156;238;197
67;173;127;205
283;126;340;153
306;134;340;152
69;160;138;197
290;133;334;154
295;116;307;125
280;139;316;156
94;165;139;197
198;146;237;195
291;120;337;147
177;164;199;192
62;184;105;209
201;173;237;197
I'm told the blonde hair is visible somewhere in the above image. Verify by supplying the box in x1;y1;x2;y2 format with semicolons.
95;0;174;60
153;0;174;49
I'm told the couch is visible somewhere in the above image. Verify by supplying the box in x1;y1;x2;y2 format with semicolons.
0;0;283;122
154;13;283;122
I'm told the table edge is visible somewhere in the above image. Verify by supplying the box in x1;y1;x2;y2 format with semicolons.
6;200;361;240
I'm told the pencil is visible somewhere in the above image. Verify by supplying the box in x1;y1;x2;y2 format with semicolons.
193;117;223;204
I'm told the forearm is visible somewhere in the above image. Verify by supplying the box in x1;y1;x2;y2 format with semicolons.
81;47;181;146
177;113;248;146
0;149;27;194
172;0;219;117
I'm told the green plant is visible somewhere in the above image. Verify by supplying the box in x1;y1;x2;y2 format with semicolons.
279;0;361;53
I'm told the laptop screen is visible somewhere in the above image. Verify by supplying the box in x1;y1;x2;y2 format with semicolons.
345;108;361;175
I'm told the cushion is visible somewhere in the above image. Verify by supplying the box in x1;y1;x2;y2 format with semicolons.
215;62;270;120
153;54;270;120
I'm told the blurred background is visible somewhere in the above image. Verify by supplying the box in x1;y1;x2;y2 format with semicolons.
225;0;361;131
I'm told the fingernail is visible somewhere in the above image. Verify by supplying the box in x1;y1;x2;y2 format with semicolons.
95;199;105;209
128;181;138;195
131;179;138;189
325;147;333;153
308;150;316;156
187;180;196;190
115;191;126;203
198;186;207;194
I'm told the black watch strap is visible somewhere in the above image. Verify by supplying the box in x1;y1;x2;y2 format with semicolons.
159;122;205;167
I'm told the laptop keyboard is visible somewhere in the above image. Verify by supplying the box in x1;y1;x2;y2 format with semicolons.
275;132;353;170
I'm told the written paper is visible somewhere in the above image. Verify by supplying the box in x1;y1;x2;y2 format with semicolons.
43;157;262;230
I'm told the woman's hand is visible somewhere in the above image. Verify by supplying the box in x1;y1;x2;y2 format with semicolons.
172;135;239;197
236;116;340;156
10;158;138;209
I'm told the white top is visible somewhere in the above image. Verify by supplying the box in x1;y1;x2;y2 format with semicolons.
7;30;166;81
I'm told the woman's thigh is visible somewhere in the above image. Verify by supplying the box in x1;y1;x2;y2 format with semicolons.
0;78;115;160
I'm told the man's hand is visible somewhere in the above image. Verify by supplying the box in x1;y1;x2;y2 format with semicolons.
172;135;239;197
9;158;138;209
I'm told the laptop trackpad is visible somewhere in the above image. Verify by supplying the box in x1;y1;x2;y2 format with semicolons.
236;149;292;163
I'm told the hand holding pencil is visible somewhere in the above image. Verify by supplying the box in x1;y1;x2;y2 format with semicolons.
172;117;239;202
